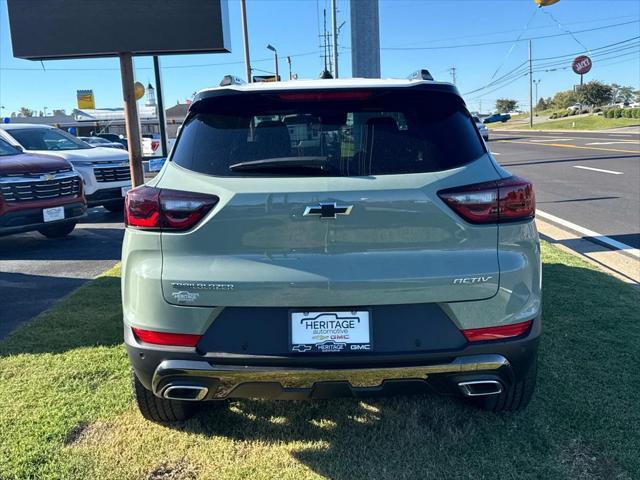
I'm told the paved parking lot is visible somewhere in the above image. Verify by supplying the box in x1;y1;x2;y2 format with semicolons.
0;208;124;338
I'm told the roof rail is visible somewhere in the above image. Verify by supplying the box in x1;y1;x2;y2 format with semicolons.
407;69;434;81
219;75;246;87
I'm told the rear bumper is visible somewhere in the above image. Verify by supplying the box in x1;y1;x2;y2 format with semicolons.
126;315;540;401
0;201;86;236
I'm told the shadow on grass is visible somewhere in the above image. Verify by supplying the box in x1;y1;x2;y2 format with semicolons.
0;274;122;356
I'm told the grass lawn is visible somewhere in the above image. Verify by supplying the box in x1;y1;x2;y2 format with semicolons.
1;244;639;479
489;115;639;131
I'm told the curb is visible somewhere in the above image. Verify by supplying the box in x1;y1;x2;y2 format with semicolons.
535;216;639;286
489;128;640;134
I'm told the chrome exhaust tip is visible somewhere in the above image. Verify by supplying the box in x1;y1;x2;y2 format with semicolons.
458;380;503;397
162;385;208;401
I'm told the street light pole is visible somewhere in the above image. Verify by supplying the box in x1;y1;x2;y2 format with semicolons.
267;44;279;81
529;40;533;128
533;79;541;114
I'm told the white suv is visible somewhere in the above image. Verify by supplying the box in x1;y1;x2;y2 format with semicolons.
0;124;131;212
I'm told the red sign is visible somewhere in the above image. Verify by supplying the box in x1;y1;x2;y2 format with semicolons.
572;55;592;75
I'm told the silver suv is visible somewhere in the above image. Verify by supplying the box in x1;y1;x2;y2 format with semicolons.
122;77;540;422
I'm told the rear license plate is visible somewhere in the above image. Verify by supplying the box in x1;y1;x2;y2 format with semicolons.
121;186;131;197
290;310;371;353
43;206;65;223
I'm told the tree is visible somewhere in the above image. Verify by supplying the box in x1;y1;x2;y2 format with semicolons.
18;107;34;117
535;97;550;112
550;90;577;109
614;85;634;104
52;108;66;116
636;90;640;103
495;99;517;113
576;81;613;107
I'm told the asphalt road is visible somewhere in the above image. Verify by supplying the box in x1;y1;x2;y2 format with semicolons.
489;129;640;249
0;208;123;338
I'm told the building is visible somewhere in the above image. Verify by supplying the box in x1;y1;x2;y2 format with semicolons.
4;102;192;138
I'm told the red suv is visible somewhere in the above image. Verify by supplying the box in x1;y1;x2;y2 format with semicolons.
0;137;86;238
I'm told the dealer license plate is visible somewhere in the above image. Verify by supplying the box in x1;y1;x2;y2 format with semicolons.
42;206;65;223
290;310;371;353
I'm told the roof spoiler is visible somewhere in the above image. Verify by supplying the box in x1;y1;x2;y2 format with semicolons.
407;69;434;81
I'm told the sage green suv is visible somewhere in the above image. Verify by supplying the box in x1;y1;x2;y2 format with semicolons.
122;76;540;423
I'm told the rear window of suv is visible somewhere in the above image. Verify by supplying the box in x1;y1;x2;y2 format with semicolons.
171;88;486;177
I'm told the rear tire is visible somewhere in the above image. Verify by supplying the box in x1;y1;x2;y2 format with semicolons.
471;361;537;413
103;201;124;213
131;369;196;423
38;221;77;239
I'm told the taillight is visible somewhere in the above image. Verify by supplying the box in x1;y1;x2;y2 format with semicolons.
438;176;535;224
462;320;533;342
132;327;201;347
277;90;372;101
124;185;218;231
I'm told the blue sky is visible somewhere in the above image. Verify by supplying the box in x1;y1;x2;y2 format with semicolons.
1;0;639;116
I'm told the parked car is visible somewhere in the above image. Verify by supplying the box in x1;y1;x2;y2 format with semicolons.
482;113;511;124
97;133;128;150
142;135;176;157
566;103;584;112
473;116;489;141
0;136;85;238
123;77;540;422
78;136;127;150
0;124;131;212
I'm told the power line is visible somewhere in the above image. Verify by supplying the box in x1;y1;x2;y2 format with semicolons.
379;20;639;51
465;47;640;102
463;36;640;96
385;14;640;48
0;51;319;71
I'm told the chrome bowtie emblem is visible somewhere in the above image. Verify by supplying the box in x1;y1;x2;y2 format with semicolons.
292;344;312;352
303;202;353;219
42;174;55;181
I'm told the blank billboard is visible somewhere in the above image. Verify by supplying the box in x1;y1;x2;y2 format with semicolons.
7;0;230;60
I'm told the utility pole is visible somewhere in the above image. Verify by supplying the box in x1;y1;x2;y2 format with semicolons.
331;0;339;78
449;66;457;85
286;56;292;80
529;40;533;128
119;53;144;187
533;79;541;115
240;0;252;82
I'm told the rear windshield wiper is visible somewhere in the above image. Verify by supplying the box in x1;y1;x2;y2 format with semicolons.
229;156;329;173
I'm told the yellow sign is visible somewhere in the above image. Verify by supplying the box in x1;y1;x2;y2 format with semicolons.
534;0;560;6
76;89;95;109
134;82;145;101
